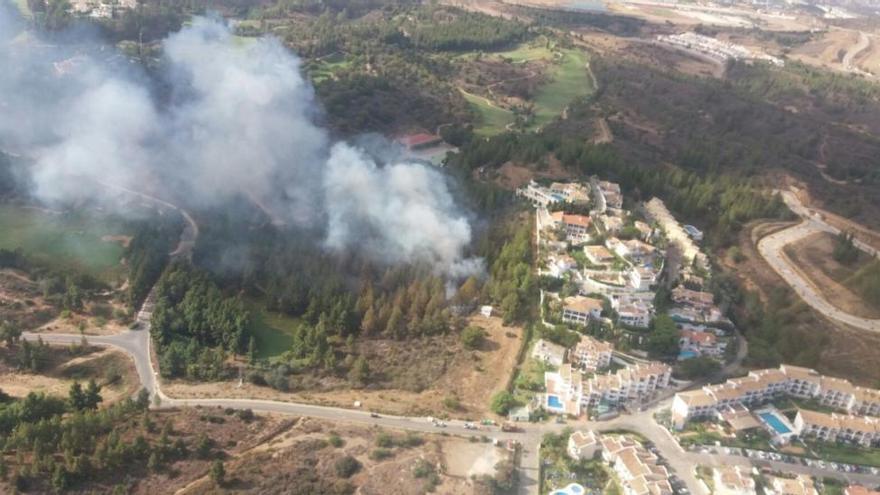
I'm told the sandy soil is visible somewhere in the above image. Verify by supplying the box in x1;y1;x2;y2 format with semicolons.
165;314;523;420
35;309;130;336
783;231;880;319
443;439;504;478
0;346;140;403
178;416;487;495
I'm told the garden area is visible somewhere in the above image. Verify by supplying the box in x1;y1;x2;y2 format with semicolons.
540;429;613;495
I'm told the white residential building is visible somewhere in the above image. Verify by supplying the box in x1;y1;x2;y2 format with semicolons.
584;245;617;265
616;297;653;328
600;435;673;495
568;430;600;460
764;475;818;495
562;296;604;325
551;211;593;243
713;466;756;495
550;182;591;204
570;335;613;372
532;339;566;367
672;365;880;428
517;181;562;207
794;409;880;448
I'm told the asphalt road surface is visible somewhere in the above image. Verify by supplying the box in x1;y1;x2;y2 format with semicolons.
757;191;880;332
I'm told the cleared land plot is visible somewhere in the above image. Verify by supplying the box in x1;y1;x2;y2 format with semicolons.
782;231;880;319
163;314;524;419
0;205;130;282
0;345;140;403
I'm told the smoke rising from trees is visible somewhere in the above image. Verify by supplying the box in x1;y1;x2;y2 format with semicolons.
0;15;481;276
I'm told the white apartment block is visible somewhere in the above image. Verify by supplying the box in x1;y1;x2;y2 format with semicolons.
545;361;671;416
672;365;880;428
794;409;880;448
645;198;707;269
516;181;561;207
570;334;613;372
617;299;653;328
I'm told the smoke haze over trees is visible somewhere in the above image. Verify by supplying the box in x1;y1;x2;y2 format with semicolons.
0;14;480;276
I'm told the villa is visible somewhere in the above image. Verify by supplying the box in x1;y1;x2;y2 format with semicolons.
617;298;653;328
713;465;756;495
551;211;593;243
550;182;591;204
562;296;604;325
584;245;617;265
764;475;818;495
568;430;600;460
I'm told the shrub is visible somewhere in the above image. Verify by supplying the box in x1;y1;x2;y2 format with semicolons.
461;325;486;350
369;448;392;460
334;455;361;478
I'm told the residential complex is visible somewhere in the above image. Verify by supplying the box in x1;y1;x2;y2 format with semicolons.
531;338;566;367
601;435;673;495
794;409;880;447
657;32;784;66
645;197;707;270
672;365;880;437
546;360;671;416
570;335;613;372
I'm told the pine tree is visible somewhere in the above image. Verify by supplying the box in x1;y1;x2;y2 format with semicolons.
68;382;86;411
248;336;257;365
210;460;225;486
84;379;102;410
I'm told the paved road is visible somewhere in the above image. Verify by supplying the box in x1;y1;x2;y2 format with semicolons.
757;191;880;332
843;31;870;73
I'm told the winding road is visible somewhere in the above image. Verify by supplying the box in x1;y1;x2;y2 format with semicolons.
16;187;880;494
757;191;880;332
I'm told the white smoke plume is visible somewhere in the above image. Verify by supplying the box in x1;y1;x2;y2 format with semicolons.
0;15;481;276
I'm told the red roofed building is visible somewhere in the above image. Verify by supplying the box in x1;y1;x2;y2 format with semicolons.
397;132;442;150
551;211;593;242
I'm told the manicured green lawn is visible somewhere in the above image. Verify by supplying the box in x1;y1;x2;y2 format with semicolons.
310;53;353;84
0;205;128;281
461;89;514;136
530;49;593;129
248;301;301;360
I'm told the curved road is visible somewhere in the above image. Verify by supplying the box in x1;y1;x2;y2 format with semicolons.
757;191;880;332
18;187;880;494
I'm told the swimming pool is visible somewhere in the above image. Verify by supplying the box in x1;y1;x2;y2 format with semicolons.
678;350;698;360
551;483;586;495
547;395;563;409
759;411;792;434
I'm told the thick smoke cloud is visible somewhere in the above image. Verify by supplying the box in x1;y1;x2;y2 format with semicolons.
0;15;481;276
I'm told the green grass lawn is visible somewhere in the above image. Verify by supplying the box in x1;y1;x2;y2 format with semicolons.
309;53;353;84
248;301;301;360
0;205;129;281
461;89;514;136
530;49;593;129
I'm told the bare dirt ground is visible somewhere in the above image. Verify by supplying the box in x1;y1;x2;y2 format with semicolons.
180;416;501;495
720;220;880;385
783;231;880;319
36;307;131;336
165;314;523;420
493;155;573;190
794;187;880;251
443;439;504;478
0;269;56;329
0;344;140;402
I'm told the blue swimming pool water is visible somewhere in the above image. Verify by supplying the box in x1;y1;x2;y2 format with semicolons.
759;412;792;434
678;350;698;360
547;395;563;409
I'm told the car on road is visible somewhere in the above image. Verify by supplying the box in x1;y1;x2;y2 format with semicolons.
370;412;380;418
